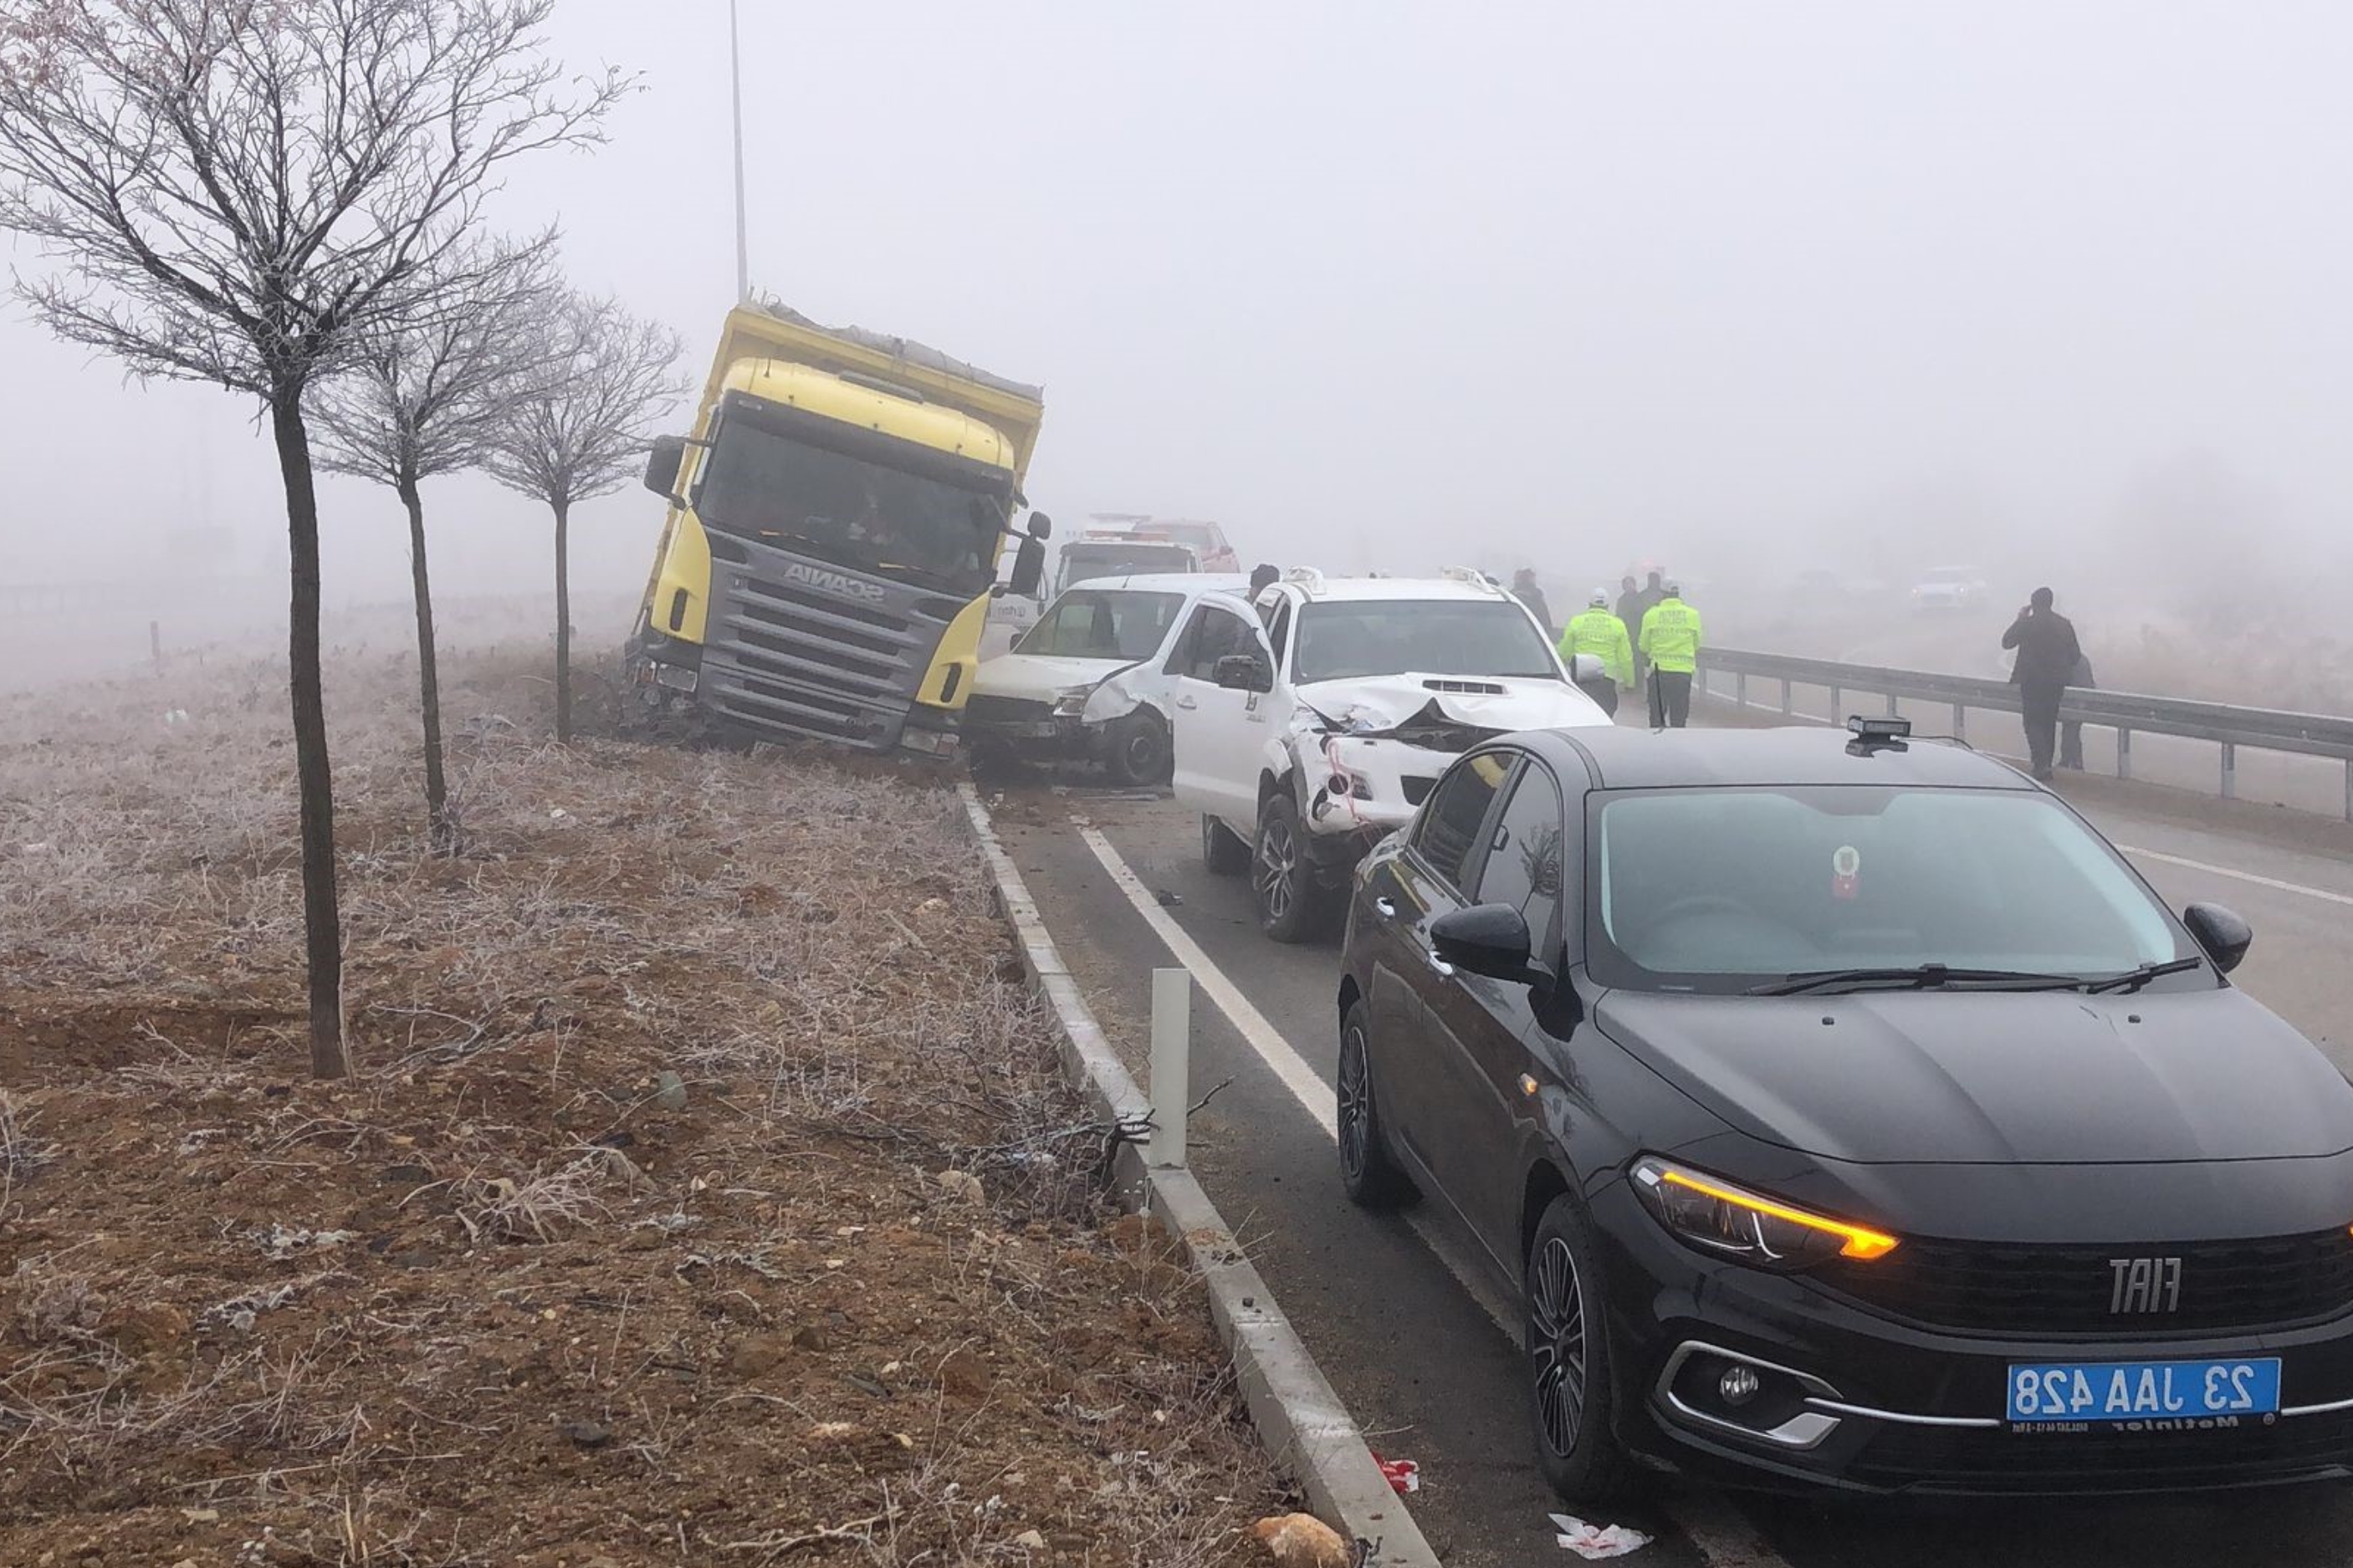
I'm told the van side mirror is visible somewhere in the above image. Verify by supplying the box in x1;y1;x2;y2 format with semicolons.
642;435;685;498
1213;652;1272;693
1028;512;1053;542
1008;536;1046;598
1430;903;1547;985
2182;902;2252;973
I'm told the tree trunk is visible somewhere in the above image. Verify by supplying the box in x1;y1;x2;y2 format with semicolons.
269;389;349;1080
553;494;572;743
397;470;452;853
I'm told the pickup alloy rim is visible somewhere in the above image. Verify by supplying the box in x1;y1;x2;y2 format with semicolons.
1531;1236;1589;1456
1255;816;1299;922
1338;1023;1371;1179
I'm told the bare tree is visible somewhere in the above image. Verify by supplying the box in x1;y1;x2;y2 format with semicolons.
0;0;626;1077
314;237;561;850
485;292;683;742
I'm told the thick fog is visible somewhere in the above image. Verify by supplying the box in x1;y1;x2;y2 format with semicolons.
4;2;2350;670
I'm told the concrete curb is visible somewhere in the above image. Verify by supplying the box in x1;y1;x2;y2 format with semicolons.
959;784;1442;1568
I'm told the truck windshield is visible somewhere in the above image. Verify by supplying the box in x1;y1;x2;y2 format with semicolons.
695;419;1008;595
1015;590;1185;661
1292;600;1562;684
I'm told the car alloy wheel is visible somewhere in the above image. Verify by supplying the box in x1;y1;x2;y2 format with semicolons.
1338;1024;1371;1182
1531;1236;1588;1458
1255;814;1299;922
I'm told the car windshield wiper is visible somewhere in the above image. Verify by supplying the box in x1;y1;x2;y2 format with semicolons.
1748;964;2090;997
2081;957;2204;994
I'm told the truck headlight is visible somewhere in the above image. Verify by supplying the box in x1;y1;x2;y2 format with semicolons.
1630;1157;1898;1269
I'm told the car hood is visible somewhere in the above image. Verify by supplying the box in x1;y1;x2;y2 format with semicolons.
1599;988;2353;1165
972;652;1128;703
1298;672;1609;734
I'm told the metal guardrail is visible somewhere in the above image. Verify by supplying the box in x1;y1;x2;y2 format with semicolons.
1696;646;2353;820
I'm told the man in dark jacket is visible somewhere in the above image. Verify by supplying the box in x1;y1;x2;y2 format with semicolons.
1512;569;1553;635
2059;651;2095;770
1618;572;1662;684
2001;587;2081;782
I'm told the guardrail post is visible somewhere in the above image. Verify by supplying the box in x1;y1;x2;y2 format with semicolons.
1951;702;1965;740
1735;672;1747;709
1885;692;1900;718
1149;968;1190;1170
2117;728;2131;781
1780;677;1792;716
1829;684;1840;723
2345;759;2351;824
2220;742;2236;801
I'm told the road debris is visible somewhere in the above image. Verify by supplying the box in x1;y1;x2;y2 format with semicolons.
1251;1512;1352;1568
1371;1451;1420;1494
1549;1514;1651;1558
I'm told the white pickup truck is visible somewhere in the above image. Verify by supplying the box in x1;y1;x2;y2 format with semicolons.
1170;568;1614;940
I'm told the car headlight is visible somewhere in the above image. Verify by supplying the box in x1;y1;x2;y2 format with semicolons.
1051;687;1094;718
1630;1157;1898;1269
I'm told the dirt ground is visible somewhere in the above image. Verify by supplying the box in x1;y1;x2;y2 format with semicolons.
0;635;1286;1565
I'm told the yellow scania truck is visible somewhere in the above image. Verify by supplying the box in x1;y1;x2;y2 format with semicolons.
628;300;1050;756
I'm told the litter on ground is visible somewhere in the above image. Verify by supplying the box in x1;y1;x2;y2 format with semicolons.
1549;1514;1651;1559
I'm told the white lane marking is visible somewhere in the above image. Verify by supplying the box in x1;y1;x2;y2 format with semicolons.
2116;844;2353;908
1077;823;1792;1568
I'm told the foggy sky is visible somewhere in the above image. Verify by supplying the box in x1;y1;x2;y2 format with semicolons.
4;1;2350;617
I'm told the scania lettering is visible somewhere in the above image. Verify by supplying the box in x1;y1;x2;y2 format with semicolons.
627;299;1051;757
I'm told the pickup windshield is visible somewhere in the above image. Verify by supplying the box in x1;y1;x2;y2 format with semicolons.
1588;785;2202;994
694;417;1008;596
1292;600;1561;684
1015;589;1185;661
1058;544;1195;590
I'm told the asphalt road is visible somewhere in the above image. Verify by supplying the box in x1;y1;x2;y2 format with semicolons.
983;748;2353;1567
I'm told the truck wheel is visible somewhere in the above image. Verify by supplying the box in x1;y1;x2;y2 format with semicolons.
1338;1000;1416;1208
1527;1193;1637;1507
1102;711;1171;788
1202;815;1251;875
1252;794;1337;942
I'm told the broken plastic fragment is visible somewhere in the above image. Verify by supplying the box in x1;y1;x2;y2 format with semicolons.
1549;1514;1650;1559
1371;1451;1420;1494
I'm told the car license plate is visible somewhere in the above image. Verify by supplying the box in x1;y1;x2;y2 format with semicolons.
2006;1358;2281;1423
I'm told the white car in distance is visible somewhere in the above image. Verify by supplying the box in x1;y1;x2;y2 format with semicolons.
1171;567;1614;941
966;574;1248;785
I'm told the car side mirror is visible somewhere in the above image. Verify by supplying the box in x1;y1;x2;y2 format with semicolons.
1028;512;1054;541
1213;652;1272;692
2182;902;2252;973
642;435;685;498
1568;652;1605;685
1430;903;1546;985
1008;536;1046;598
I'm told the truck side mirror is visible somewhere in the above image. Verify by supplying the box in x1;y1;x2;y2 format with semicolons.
1008;536;1046;598
1028;512;1053;542
642;436;685;499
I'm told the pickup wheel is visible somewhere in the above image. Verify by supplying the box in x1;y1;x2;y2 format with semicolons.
1252;793;1338;942
1102;711;1171;788
1201;815;1251;876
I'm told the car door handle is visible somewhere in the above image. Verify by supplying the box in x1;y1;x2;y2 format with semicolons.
1426;947;1455;978
1373;896;1398;917
1175;695;1198;710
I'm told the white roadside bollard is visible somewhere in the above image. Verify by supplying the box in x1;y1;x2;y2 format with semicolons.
1148;967;1191;1170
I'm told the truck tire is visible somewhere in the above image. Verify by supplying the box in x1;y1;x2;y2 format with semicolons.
1102;711;1171;788
1202;815;1251;876
1252;793;1338;942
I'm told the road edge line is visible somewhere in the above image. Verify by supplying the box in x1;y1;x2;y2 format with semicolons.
959;784;1442;1568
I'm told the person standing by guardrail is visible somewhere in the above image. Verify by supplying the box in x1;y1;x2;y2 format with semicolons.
1641;582;1704;728
2001;586;2081;782
2060;651;2095;771
1563;590;1634;718
1615;575;1649;686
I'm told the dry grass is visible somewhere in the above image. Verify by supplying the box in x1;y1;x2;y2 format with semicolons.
0;628;1286;1565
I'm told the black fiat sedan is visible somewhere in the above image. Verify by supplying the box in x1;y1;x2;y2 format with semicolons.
1335;718;2353;1499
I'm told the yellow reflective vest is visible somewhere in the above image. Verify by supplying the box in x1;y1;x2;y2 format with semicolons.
1639;597;1703;673
1559;609;1634;687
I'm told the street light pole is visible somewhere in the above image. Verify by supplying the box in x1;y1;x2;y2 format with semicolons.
729;0;749;301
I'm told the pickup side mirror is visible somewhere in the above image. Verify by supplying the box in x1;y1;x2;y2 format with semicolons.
1028;512;1054;542
1430;902;1544;984
1568;652;1606;686
2182;902;2252;973
1213;652;1272;693
642;435;685;499
1008;536;1046;598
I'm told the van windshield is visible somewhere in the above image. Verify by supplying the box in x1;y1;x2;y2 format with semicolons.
1015;590;1186;661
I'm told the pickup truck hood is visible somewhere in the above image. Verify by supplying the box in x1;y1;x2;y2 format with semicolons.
1299;673;1609;734
1600;988;2353;1165
973;652;1128;704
